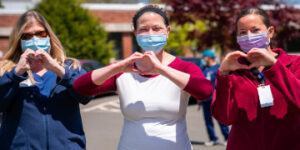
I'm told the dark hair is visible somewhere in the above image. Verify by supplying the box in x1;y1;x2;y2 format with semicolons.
133;5;169;30
235;7;271;30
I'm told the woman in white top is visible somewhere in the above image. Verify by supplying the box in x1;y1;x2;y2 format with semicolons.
73;5;213;150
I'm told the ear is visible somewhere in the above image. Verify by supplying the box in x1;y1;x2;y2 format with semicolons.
134;30;137;36
268;26;275;39
166;26;171;39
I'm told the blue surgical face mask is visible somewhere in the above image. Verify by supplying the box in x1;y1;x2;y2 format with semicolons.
136;34;167;53
21;36;51;52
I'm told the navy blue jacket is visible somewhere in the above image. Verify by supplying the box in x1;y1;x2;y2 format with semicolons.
0;60;93;150
202;63;220;101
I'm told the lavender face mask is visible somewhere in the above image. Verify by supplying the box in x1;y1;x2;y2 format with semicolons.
237;31;270;53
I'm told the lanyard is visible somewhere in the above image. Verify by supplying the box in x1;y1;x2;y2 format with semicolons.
242;57;266;85
250;67;265;85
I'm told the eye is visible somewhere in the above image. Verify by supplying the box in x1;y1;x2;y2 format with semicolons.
138;28;148;33
153;27;162;31
239;31;246;36
252;28;260;33
21;33;33;40
36;31;48;37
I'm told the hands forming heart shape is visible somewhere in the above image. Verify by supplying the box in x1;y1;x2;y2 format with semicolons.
219;48;277;75
15;49;58;75
117;51;164;75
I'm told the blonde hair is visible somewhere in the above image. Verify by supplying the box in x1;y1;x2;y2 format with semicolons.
0;11;79;83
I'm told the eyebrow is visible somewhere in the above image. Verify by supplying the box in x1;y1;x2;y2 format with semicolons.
239;25;261;31
22;30;46;34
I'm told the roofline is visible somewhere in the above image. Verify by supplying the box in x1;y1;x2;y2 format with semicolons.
261;4;300;10
81;3;169;11
0;2;299;14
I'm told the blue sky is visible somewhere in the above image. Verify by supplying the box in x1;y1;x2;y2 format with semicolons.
283;0;300;4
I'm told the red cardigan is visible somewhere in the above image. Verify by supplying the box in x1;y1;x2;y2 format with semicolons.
211;48;300;150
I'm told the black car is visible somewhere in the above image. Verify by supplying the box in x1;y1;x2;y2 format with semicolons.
180;57;206;71
79;59;104;72
79;59;115;97
0;113;2;126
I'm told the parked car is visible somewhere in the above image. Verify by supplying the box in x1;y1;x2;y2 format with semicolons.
79;59;116;97
79;59;104;72
180;57;206;71
0;113;2;127
180;57;206;105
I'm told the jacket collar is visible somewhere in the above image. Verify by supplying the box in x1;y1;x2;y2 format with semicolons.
272;48;292;67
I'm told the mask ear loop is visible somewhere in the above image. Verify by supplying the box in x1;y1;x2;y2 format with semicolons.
266;27;271;47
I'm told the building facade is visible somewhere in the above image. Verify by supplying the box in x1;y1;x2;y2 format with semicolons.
0;1;159;59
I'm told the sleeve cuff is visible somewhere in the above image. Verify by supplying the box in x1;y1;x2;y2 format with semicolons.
57;66;75;87
183;74;197;92
72;71;100;96
263;60;283;79
184;74;213;100
216;70;233;88
8;67;28;82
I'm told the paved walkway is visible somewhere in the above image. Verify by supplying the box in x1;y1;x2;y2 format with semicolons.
81;95;228;150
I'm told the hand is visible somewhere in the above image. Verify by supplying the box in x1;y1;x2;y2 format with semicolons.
35;49;57;70
246;48;277;68
15;49;36;75
219;51;250;75
116;52;144;73
139;51;164;75
35;49;65;77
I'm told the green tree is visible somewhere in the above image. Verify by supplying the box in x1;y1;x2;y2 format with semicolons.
0;0;3;8
165;20;207;56
35;0;114;65
162;0;300;53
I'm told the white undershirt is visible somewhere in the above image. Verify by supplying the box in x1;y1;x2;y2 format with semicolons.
116;73;192;150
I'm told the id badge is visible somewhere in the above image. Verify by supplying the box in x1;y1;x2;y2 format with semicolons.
257;85;274;108
19;79;34;87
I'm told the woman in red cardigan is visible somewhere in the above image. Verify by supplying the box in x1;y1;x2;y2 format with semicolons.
211;7;300;150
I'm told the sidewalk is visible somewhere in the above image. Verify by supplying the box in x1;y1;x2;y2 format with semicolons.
81;95;227;150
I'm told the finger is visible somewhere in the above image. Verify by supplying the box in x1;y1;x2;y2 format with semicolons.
130;55;144;62
145;51;156;56
142;55;155;64
131;68;141;73
133;52;143;56
129;64;141;73
249;63;260;69
126;58;142;67
249;48;267;52
237;64;251;70
24;50;35;57
225;51;246;61
35;49;46;56
247;48;267;56
232;51;248;57
36;52;46;59
143;53;156;60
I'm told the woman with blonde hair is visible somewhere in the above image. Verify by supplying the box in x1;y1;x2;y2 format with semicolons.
0;11;92;150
